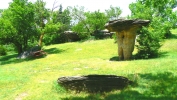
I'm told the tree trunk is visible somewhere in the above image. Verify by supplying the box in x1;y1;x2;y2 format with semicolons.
38;33;44;47
14;42;23;55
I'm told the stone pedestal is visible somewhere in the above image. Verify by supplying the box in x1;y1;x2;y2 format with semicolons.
105;19;150;60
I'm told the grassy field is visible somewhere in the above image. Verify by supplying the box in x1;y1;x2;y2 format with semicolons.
0;30;177;100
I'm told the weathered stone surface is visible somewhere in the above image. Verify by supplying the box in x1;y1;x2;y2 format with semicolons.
64;31;81;42
105;19;150;60
17;45;42;59
58;75;133;93
105;19;150;32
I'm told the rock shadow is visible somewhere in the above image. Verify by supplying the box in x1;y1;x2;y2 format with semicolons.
109;56;119;61
109;51;168;61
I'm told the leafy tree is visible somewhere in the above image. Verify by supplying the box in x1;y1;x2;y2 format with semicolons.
46;5;72;44
105;5;122;21
129;0;177;59
130;0;177;38
69;6;109;39
0;0;37;54
85;10;108;33
69;6;91;39
34;0;61;46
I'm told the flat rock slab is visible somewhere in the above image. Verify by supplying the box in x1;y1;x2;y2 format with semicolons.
58;75;133;93
105;19;150;32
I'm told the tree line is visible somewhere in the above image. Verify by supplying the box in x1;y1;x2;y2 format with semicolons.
0;0;177;59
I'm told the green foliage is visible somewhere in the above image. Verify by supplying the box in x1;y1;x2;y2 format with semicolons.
129;0;177;38
70;6;109;39
0;18;16;42
105;5;122;20
45;5;72;44
34;0;61;46
0;0;37;54
0;45;7;56
72;22;89;39
42;21;61;45
135;27;162;59
69;6;91;39
85;10;108;33
34;0;50;28
129;0;177;59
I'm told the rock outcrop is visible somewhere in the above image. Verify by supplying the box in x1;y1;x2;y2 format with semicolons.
58;75;133;93
64;31;81;42
17;45;42;59
105;19;150;60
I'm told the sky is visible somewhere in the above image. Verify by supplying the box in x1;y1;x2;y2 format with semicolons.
0;0;136;17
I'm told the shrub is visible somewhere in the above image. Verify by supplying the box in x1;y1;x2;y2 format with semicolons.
135;27;162;59
0;45;7;56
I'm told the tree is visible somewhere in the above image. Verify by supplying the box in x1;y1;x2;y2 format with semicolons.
129;0;177;59
43;5;71;44
52;5;71;32
69;6;109;39
129;0;177;38
69;6;91;38
0;0;37;54
105;5;122;21
34;0;61;46
85;10;108;32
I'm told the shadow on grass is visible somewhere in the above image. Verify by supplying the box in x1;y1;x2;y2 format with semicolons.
0;53;42;65
60;72;177;100
109;51;168;61
169;33;177;39
0;48;66;66
0;53;20;65
44;47;66;54
109;56;119;61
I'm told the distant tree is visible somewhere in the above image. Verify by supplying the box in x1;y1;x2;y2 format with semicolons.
0;0;37;54
68;6;91;39
85;10;108;33
52;5;71;31
69;6;110;39
44;5;71;44
105;5;122;21
34;0;61;46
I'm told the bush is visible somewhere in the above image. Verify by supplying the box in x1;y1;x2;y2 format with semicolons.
0;45;7;56
135;27;162;59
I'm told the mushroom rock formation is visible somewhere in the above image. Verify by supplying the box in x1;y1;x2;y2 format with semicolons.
105;19;150;60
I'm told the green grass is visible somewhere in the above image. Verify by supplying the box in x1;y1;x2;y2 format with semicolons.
0;30;177;100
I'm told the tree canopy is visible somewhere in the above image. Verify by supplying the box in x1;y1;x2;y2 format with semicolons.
0;0;37;54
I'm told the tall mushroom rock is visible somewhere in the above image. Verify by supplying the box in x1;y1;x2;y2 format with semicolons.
105;19;150;60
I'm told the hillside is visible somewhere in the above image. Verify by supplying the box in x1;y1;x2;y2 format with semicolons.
0;30;177;100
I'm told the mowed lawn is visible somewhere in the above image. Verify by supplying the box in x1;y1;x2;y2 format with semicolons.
0;30;177;100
